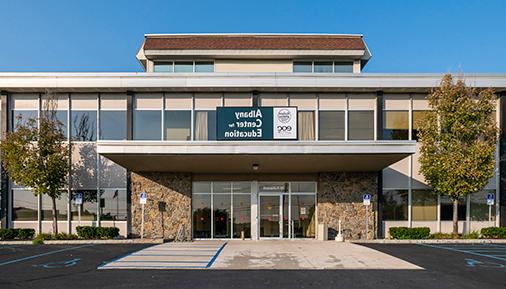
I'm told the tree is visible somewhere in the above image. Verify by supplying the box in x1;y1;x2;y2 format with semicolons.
1;92;69;234
418;74;497;234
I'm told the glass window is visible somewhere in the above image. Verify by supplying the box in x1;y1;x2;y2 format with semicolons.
100;111;127;140
153;62;173;72
383;111;409;140
12;189;38;221
193;194;211;238
298;111;315;140
193;182;211;194
334;62;353;73
71;111;97;141
133;110;161;140
164;111;191;140
348;111;374;140
195;62;214;72
233;194;251;238
71;190;97;221
440;195;466;221
213;193;231;238
382;190;408;220
55;111;68;140
12;110;37;131
412;110;429;141
313;61;333;73
291;195;316;238
319;111;345;140
194;111;217;140
470;191;496;221
99;189;127;221
412;190;437;221
174;61;193;72
291;182;316;193
293;61;312;73
41;193;68;221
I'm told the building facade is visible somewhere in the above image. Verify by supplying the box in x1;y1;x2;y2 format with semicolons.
0;34;504;240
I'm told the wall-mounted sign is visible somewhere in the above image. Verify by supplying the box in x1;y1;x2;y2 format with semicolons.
363;193;371;206
217;107;297;140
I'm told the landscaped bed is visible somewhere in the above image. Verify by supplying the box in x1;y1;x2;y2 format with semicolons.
0;226;120;244
389;226;506;240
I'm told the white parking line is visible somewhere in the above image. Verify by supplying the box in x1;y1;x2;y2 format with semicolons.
420;244;506;262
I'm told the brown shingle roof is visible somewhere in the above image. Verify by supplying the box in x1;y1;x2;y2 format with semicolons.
144;35;365;51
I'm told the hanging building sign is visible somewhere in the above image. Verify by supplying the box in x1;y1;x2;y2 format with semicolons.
217;107;297;140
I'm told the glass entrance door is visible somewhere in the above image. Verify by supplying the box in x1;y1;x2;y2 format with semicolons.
259;195;282;238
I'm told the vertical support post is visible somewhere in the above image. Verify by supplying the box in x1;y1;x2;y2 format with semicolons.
126;91;134;238
376;91;383;141
499;93;505;227
67;93;72;234
365;204;368;240
0;91;9;229
376;91;383;238
140;203;145;239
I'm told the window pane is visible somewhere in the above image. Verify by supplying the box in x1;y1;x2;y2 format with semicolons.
440;195;466;221
193;194;211;238
195;62;214;72
41;193;68;221
232;182;251;194
291;195;316;238
349;111;374;140
193;182;211;194
233;194;251;238
382;190;408;220
319;111;345;140
470;191;496;221
213;194;231;238
314;61;333;73
100;111;127;140
194;111;217;140
291;182;316;193
71;110;97;141
412;110;429;141
133;110;161;140
383;111;409;140
298;111;315;140
12;110;37;131
213;182;231;194
334;62;353;73
293;61;312;73
153;63;173;72
164;110;191;140
412;190;437;221
12;189;38;221
174;61;193;72
71;190;97;221
99;189;127;221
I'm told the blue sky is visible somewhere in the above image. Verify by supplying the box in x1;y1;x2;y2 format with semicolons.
1;0;505;73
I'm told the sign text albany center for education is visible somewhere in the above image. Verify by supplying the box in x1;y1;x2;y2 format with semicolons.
217;107;297;140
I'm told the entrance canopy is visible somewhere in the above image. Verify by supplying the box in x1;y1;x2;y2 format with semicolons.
97;141;416;173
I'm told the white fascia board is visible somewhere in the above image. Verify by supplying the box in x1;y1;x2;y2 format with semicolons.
144;49;365;58
97;140;417;155
0;73;505;90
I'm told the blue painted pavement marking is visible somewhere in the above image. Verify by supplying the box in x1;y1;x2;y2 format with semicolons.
97;244;156;269
420;243;506;263
33;258;81;269
206;242;227;268
0;244;93;267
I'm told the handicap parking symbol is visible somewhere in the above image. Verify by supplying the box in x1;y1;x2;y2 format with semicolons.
465;258;505;269
32;258;81;269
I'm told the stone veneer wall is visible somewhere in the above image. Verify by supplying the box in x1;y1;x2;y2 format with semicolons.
131;172;192;240
318;172;378;240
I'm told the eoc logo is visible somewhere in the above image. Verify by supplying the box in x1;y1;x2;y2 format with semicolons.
277;109;292;123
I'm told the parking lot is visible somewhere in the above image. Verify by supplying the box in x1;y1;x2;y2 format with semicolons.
0;242;505;289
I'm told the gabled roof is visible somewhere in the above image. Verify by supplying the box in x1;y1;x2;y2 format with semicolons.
143;34;366;50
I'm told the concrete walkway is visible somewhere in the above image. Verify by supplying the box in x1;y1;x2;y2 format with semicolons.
213;240;423;270
99;241;226;269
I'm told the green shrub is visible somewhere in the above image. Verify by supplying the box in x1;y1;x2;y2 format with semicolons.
0;228;36;240
35;233;78;240
76;226;120;239
35;233;54;240
481;227;506;239
32;239;44;245
390;227;431;239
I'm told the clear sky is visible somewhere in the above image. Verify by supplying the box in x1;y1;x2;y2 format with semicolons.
1;0;505;73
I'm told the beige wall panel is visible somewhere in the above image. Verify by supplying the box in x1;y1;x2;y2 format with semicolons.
224;93;252;107
101;94;127;110
135;93;163;110
383;157;410;189
260;93;288;106
215;59;292;73
12;94;39;110
165;93;192;109
348;94;376;110
384;94;410;110
290;94;317;110
412;143;430;189
412;94;430;110
194;93;222;109
72;94;98;110
318;94;346;110
42;93;69;110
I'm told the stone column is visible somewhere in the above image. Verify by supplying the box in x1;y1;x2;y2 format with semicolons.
131;172;192;240
317;172;378;240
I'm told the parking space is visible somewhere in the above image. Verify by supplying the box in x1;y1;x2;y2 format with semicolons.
99;241;227;269
419;243;506;264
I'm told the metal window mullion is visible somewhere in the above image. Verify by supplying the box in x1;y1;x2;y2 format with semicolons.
161;93;165;140
408;156;412;228
230;182;233;239
344;93;349;141
315;94;320;141
408;94;413;141
191;93;195;141
288;182;292;239
437;194;441;233
67;93;72;233
210;182;214;239
96;93;101;227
